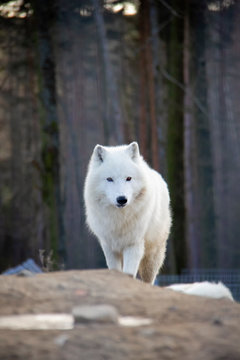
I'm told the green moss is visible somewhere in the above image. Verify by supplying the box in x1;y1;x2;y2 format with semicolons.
1;185;13;209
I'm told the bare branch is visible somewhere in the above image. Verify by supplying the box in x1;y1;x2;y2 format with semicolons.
156;0;183;18
161;67;209;118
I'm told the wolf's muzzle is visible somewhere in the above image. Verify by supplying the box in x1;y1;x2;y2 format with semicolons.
116;196;127;207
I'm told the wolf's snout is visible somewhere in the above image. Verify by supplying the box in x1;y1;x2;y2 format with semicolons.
116;196;127;207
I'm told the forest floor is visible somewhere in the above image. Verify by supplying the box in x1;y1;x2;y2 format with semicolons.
0;269;240;360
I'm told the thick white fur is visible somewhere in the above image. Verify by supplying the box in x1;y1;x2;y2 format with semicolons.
167;281;234;301
84;142;171;284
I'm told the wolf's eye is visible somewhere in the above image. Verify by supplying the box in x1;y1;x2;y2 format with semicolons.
126;177;132;181
106;177;113;182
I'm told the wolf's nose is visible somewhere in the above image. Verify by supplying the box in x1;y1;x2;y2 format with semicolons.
117;196;127;206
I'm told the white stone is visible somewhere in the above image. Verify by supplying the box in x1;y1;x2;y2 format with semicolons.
0;314;74;330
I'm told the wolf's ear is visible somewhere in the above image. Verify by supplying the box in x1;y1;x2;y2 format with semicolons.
127;142;140;161
93;144;106;163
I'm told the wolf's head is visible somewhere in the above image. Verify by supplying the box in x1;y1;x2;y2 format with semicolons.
89;142;147;208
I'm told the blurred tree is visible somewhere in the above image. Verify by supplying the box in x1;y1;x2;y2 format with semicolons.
33;0;66;266
91;0;124;144
166;0;186;273
139;0;159;170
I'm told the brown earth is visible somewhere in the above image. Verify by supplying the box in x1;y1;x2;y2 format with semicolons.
0;269;239;360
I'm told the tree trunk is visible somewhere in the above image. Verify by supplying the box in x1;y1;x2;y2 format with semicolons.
33;0;66;267
139;0;159;169
91;0;123;145
144;0;159;170
139;0;148;160
183;1;199;268
166;0;186;273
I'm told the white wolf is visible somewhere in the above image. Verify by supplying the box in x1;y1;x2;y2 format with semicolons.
84;142;171;284
167;282;234;301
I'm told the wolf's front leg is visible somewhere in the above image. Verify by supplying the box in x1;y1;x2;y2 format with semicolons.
101;243;122;271
123;243;144;278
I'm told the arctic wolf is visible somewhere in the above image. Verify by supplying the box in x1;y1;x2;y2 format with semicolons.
84;142;171;284
167;282;234;301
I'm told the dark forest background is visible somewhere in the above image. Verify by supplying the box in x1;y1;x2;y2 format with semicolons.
0;0;239;274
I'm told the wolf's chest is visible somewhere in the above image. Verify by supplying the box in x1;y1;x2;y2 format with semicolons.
97;209;146;250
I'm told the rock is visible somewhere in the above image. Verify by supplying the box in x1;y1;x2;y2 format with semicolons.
72;304;119;324
118;316;153;327
54;334;70;346
212;318;223;326
0;314;74;330
0;270;240;360
17;269;35;277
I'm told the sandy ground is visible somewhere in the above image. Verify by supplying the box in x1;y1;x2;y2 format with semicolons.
0;269;239;360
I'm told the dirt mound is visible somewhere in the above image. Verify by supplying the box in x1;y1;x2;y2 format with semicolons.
0;269;239;359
